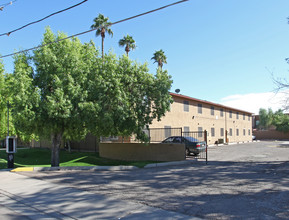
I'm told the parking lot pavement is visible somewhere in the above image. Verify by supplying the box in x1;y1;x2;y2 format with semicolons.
2;141;289;219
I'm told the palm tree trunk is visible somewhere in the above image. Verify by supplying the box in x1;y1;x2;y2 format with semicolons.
125;45;129;57
158;61;163;71
102;36;104;59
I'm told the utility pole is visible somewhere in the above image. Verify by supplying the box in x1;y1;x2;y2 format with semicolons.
7;101;9;136
6;101;15;169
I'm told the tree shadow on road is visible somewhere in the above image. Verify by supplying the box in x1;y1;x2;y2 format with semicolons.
18;160;289;219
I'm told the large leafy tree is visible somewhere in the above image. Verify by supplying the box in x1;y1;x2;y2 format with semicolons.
90;13;113;59
272;109;289;132
257;108;289;132
0;61;7;138
88;54;173;141
11;28;173;167
0;61;16;139
258;108;274;130
151;49;167;70
12;28;99;166
118;35;136;57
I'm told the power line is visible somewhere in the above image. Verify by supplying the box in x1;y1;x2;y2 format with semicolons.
0;0;189;59
0;0;88;37
0;0;17;11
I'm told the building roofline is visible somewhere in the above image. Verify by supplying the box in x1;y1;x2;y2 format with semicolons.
170;92;253;115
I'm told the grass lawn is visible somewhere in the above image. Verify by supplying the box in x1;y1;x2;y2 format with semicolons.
0;148;158;169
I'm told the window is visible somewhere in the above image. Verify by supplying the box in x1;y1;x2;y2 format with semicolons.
184;126;190;135
183;100;189;112
174;137;182;143
236;129;239;136
248;115;251;121
211;106;215;116
198;127;203;138
229;111;232;118
243;129;246;136
163;137;174;143
164;126;171;138
230;128;233;136
220;128;224;137
211;127;215;137
198;103;202;114
248;129;251;135
236;112;239;119
220;108;224;117
243;113;245;120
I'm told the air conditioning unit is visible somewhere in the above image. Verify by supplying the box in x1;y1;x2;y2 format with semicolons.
218;138;224;144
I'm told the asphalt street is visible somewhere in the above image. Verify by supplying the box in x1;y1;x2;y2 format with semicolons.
1;141;289;219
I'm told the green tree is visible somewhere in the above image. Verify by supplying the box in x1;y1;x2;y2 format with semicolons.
11;28;98;166
258;108;274;130
272;109;289;132
11;28;173;167
118;35;136;57
0;61;17;139
86;54;173;141
0;61;7;138
90;13;113;59
151;49;167;70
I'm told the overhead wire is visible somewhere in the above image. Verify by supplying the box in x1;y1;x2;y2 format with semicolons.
0;0;17;11
0;0;88;37
0;0;189;59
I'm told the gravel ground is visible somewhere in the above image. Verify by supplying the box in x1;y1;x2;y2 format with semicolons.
20;141;289;219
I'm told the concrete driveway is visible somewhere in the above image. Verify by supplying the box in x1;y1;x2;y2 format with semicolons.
1;141;289;219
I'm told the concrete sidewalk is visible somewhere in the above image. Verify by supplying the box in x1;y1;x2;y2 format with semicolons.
0;171;200;219
8;160;196;172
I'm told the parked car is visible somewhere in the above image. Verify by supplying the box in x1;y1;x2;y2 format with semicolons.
162;136;206;156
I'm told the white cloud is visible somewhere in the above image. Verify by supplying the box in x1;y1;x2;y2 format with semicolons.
220;91;289;115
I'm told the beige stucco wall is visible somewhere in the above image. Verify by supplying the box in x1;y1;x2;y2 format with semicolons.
150;95;253;145
99;143;186;161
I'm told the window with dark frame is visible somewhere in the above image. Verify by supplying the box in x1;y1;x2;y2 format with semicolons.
198;103;202;114
183;100;189;112
184;126;190;135
211;127;215;137
164;126;171;138
220;108;224;117
211;106;215;116
220;128;224;137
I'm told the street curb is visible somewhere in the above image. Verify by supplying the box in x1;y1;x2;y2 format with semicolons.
33;165;139;172
144;159;196;168
8;160;196;172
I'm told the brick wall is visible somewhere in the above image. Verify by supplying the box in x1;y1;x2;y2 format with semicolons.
99;143;186;161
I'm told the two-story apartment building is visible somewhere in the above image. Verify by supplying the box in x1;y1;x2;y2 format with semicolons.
150;93;253;145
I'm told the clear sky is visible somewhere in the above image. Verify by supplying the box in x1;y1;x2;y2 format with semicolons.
1;0;289;114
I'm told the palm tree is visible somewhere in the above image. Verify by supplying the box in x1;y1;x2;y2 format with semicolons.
118;35;136;57
151;49;167;70
90;13;113;59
